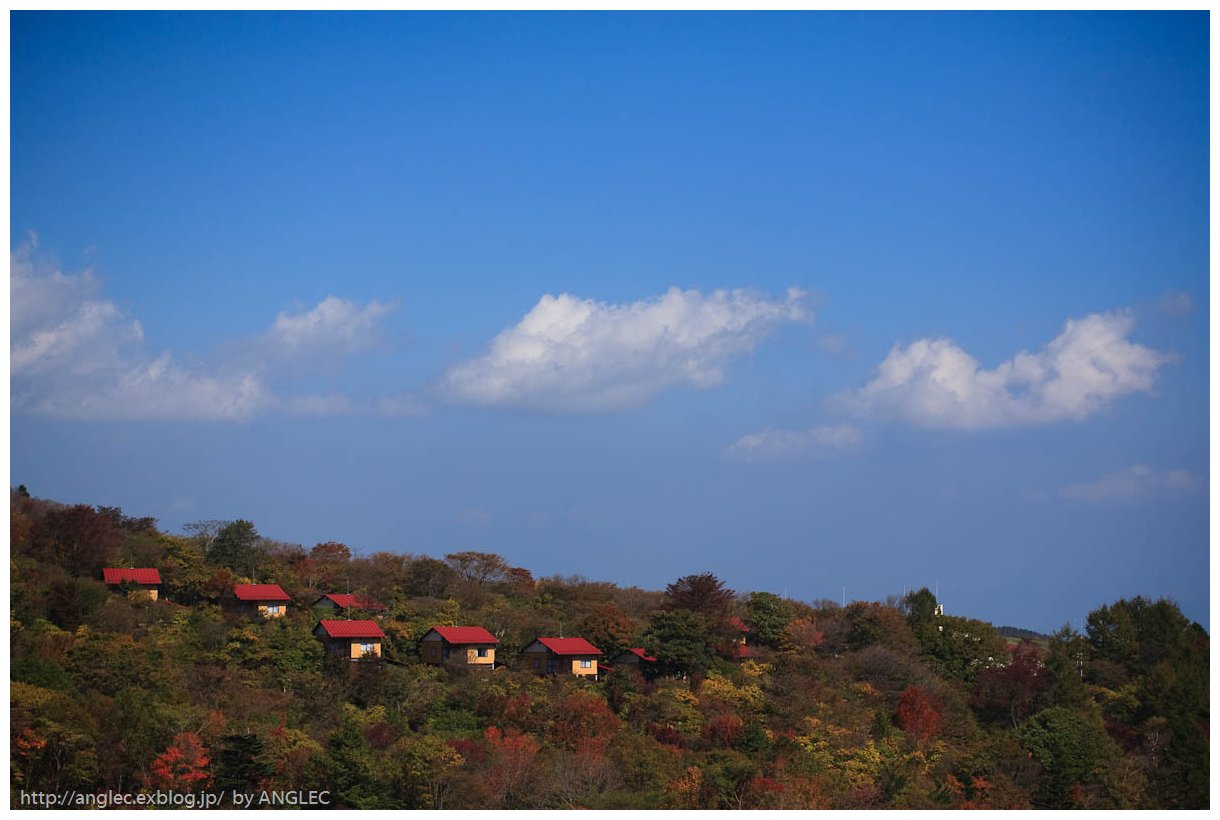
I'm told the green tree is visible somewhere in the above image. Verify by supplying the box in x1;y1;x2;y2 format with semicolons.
743;592;794;649
214;734;274;796
207;520;261;575
642;609;720;679
1021;706;1116;808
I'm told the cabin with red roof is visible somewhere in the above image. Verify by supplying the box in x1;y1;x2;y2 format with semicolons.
312;593;386;614
233;584;291;618
313;620;384;659
420;626;499;670
722;616;758;662
610;647;657;671
102;568;161;600
522;637;602;679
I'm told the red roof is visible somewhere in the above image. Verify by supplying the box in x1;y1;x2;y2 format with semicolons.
102;568;161;585
624;647;657;662
728;616;750;633
317;593;386;611
731;643;759;659
430;626;498;645
316;619;385;639
234;583;290;602
536;637;602;656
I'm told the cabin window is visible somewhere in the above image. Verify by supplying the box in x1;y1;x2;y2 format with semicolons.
266;605;280;614
477;647;489;658
360;643;374;653
580;659;592;668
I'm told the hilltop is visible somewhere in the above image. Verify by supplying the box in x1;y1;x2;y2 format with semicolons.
9;492;1209;809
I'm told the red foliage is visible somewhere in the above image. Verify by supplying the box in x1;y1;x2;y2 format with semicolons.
703;713;744;747
545;692;620;751
149;732;211;790
310;541;352;563
501;692;534;730
649;723;684;748
485;725;541;756
783;618;826;651
447;738;487;765
363;721;399;751
895;685;942;743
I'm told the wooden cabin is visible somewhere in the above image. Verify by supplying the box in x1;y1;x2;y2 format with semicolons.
313;620;384;659
312;593;386;614
233;584;291;618
102;568;161;600
419;626;498;670
610;647;658;670
522;637;602;679
723;616;758;661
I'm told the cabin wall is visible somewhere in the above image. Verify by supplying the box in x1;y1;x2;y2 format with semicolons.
257;603;287;618
348;640;382;659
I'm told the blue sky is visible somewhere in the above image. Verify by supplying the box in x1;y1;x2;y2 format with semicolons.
10;12;1209;632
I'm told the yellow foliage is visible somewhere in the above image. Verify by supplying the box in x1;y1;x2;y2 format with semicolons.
670;686;699;707
11;681;58;710
855;681;881;699
838;739;883;788
698;673;764;710
739;659;770;678
342;703;389;727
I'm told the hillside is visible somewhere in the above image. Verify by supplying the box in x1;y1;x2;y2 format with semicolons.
9;492;1209;809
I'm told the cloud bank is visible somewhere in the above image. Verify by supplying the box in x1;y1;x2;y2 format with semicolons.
839;311;1173;430
1060;465;1204;503
11;239;399;421
727;423;863;462
440;287;809;412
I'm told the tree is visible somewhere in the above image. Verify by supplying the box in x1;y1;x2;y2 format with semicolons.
778;618;825;653
214;733;274;796
1043;625;1091;709
642;609;720;679
183;519;230;554
922;615;1008;682
38;504;123;577
149;732;211;790
578;606;635;661
444;551;510;585
972;640;1048;729
305;541;352;588
389;734;464;809
1021;706;1116;808
664;573;735;620
403;556;459;597
207;520;260;575
1086;597;1208;807
903;588;939;635
482;726;542;808
743;592;794;649
894;685;942;745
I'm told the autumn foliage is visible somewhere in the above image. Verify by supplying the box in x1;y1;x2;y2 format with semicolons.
7;490;1209;809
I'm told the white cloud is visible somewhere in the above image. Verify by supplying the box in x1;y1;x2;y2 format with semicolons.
262;296;396;360
1060;465;1204;503
10;241;399;421
839;311;1173;430
727;423;863;461
439;286;810;412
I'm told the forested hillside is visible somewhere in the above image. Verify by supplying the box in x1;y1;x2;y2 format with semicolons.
10;491;1209;809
